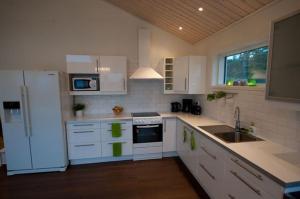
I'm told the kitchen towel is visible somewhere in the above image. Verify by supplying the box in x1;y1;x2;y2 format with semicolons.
112;142;122;157
111;123;122;137
190;131;196;150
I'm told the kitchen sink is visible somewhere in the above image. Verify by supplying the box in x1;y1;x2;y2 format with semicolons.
198;125;264;143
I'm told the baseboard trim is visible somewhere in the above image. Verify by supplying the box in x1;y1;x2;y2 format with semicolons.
7;166;67;176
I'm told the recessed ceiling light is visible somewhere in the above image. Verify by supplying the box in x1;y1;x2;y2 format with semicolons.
179;26;183;30
198;7;204;12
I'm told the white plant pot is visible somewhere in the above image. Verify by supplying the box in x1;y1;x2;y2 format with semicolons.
75;110;84;118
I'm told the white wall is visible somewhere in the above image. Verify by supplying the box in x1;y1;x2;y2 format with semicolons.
0;0;195;72
0;0;197;114
194;0;300;150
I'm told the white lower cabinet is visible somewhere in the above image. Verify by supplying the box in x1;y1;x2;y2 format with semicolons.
67;122;101;160
68;142;101;160
102;141;133;157
163;118;177;154
66;119;133;162
176;120;284;199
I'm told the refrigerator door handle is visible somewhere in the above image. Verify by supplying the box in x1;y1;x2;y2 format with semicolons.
21;86;32;137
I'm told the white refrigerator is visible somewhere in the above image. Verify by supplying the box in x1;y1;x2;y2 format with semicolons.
0;70;70;175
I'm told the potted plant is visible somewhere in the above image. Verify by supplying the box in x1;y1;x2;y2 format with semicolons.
73;103;85;118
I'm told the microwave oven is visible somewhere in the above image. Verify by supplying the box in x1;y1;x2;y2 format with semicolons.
71;76;99;91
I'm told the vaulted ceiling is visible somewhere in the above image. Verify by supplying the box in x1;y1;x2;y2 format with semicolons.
106;0;275;44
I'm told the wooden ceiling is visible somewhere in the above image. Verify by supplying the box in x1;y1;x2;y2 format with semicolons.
106;0;275;44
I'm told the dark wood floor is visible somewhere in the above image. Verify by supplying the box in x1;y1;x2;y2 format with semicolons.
0;158;210;199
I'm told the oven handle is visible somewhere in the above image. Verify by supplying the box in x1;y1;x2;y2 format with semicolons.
136;125;160;128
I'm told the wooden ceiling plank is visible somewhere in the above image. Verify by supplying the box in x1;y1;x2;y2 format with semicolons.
219;0;250;16
200;0;243;19
185;0;236;24
245;0;264;10
144;0;215;36
227;0;256;13
120;0;206;42
177;0;231;30
148;0;220;34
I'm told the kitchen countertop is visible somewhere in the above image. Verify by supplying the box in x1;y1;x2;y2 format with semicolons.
65;112;300;187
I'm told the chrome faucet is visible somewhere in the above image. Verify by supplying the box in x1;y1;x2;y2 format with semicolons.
234;106;240;133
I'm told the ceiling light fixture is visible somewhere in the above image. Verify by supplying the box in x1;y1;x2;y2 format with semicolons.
198;7;204;12
179;26;183;30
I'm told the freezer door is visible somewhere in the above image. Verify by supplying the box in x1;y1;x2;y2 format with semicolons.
24;71;67;169
0;70;32;171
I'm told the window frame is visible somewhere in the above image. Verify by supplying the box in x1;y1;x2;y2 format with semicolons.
223;45;269;85
214;42;269;88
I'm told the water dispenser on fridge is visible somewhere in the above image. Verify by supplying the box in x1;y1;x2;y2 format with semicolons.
3;102;22;123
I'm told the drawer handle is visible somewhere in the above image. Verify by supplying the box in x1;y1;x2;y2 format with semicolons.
108;123;127;125
73;124;95;127
231;158;263;181
227;194;235;199
108;142;127;144
199;164;215;180
201;146;217;160
230;170;261;196
73;131;94;134
74;144;95;147
107;129;126;132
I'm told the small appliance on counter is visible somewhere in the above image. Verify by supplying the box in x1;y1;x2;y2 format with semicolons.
191;102;202;115
182;99;193;113
171;102;181;112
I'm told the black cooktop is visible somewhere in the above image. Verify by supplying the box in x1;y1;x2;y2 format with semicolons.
131;112;160;117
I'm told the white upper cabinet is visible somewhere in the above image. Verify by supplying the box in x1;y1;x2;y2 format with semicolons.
173;56;189;93
99;56;127;94
164;56;206;94
66;55;99;74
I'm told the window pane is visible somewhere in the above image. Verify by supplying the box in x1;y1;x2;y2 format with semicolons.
224;46;269;84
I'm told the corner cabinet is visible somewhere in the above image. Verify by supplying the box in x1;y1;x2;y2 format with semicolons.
164;56;206;94
66;55;127;95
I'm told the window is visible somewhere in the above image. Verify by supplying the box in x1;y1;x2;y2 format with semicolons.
224;46;269;84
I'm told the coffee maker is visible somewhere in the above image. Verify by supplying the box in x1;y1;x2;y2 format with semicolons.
191;102;202;115
171;102;181;112
182;99;193;113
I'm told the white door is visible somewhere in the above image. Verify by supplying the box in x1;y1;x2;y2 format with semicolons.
0;70;32;171
66;55;99;74
163;118;176;153
173;56;188;93
99;56;127;93
24;71;67;169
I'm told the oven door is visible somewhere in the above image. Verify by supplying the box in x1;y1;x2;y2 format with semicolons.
133;124;163;144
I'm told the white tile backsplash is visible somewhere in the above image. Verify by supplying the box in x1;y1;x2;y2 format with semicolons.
75;80;197;115
197;90;300;151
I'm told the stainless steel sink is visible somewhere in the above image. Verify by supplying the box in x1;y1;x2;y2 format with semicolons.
198;125;264;143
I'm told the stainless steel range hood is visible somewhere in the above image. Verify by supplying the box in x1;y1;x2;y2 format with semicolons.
130;29;163;80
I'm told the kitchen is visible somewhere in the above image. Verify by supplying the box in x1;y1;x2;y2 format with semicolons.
0;0;300;199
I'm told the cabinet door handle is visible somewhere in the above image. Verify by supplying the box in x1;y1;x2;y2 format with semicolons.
230;170;261;196
231;158;263;181
123;78;126;91
227;194;235;199
201;146;216;160
73;124;94;127
73;130;94;134
96;59;99;73
108;142;126;144
184;78;187;91
199;164;215;180
163;120;166;132
74;144;95;147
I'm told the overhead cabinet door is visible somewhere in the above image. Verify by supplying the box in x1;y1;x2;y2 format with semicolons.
66;55;99;74
99;56;127;93
173;56;188;93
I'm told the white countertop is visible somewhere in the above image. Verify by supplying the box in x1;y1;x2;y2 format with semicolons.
65;112;300;187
